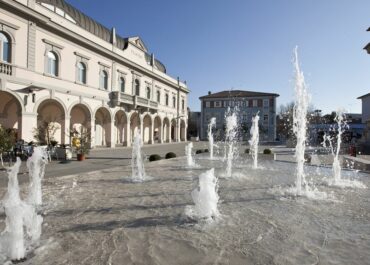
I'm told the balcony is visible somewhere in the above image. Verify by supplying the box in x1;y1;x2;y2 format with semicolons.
110;91;158;110
0;62;13;75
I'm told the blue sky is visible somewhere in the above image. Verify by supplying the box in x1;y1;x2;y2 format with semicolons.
67;0;370;114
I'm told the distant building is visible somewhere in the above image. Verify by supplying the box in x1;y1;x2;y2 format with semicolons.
357;93;370;152
308;113;364;146
358;93;370;123
188;111;201;139
199;90;279;141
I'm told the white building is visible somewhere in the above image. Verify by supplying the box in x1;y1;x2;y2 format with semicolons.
0;0;189;148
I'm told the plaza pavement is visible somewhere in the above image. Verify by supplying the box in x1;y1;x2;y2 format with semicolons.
0;141;209;187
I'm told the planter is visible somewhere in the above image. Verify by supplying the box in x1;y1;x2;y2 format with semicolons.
77;153;86;161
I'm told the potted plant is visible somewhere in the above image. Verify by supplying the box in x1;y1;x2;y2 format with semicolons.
71;126;91;161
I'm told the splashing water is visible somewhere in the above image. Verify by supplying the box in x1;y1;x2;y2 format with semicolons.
325;111;366;188
291;47;327;199
185;142;195;167
186;168;219;222
225;107;238;177
249;112;260;169
131;130;147;182
1;158;43;262
27;147;48;207
208;117;216;159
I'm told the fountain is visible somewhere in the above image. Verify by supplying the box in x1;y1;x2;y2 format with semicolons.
249;112;260;169
185;142;195;167
324;111;365;188
291;47;326;198
208;117;216;159
186;168;219;222
225;107;238;177
27;147;48;207
131;130;147;182
1;158;43;262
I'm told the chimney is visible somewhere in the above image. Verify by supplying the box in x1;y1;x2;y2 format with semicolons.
111;27;117;45
151;53;155;66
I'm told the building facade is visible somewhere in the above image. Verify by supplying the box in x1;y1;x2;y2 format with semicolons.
199;90;279;141
0;0;189;148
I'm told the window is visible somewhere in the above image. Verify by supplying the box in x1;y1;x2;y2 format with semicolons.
206;101;210;108
165;94;169;106
223;101;228;108
157;91;160;103
0;32;10;63
47;51;58;76
173;96;176;108
182;99;185;110
253;100;258;107
135;79;140;96
245;100;249;107
77;62;86;84
215;101;221;107
146;87;151;99
263;99;269;107
100;70;108;90
119;77;125;93
264;114;268;122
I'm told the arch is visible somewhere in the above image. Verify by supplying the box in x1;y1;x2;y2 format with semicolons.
130;112;140;142
153;115;162;143
162;117;170;143
180;119;186;141
70;103;92;145
142;113;152;144
33;96;68;116
114;110;128;146
171;119;177;142
36;99;66;145
94;107;112;147
0;91;22;139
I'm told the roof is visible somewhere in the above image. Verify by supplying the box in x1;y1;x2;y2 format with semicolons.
358;93;370;99
36;0;166;73
37;0;128;49
199;90;279;100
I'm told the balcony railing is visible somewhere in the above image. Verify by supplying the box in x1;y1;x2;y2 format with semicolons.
111;92;158;110
0;62;12;75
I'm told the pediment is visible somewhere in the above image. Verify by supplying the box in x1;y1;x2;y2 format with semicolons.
128;36;148;52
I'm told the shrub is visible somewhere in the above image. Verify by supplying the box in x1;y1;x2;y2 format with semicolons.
263;148;272;154
195;149;203;154
204;149;209;153
304;153;312;164
149;154;161;162
245;148;250;154
165;152;176;159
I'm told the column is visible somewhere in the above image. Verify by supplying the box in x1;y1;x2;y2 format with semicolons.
126;121;131;147
149;122;154;144
64;115;71;145
21;113;37;142
110;119;115;148
90;118;96;148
